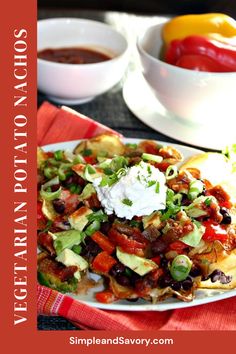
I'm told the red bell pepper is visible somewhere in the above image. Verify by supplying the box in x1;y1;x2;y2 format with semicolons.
165;35;236;72
91;231;115;254
37;201;47;230
108;227;146;256
175;54;231;72
92;251;117;273
202;220;228;243
95;290;116;303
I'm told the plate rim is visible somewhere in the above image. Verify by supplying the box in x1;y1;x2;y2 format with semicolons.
40;137;236;311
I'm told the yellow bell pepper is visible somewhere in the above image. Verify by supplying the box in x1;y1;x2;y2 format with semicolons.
162;13;236;45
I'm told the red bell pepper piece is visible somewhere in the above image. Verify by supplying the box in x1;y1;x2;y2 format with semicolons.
108;227;146;256
169;240;188;253
92;251;117;273
91;231;115;254
165;35;236;72
175;54;231;72
37;201;47;230
95;290;116;303
202;220;228;243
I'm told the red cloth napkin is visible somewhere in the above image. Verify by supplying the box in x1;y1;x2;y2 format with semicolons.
37;101;236;330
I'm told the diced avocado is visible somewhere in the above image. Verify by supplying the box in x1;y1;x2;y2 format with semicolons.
185;196;216;218
142;211;162;229
56;249;88;279
116;247;158;276
181;222;206;247
38;271;78;293
37;254;78;293
52;229;85;255
78;183;96;201
68;206;93;231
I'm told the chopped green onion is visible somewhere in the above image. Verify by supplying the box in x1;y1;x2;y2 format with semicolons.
73;154;85;164
165;165;178;180
103;167;114;175
87;210;108;223
85;220;101;236
58;163;73;181
72;244;82;255
142;153;163;163
122;198;133;206
116;167;127;178
130;220;141;228
82;149;92;156
44;166;58;179
84;164;97;182
155;181;160;193
147;180;156;187
69;184;82;194
54;150;64;161
170;255;192;281
110;156;128;172
42;176;60;190
188;180;204;200
204;197;212;207
125;143;137;149
40;187;62;201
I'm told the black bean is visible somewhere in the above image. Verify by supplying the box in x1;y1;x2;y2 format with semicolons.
151;239;167;255
158;273;173;288
220;207;231;224
52;199;65;214
126;298;138;302
130;272;141;287
80;238;101;258
210;269;232;284
100;222;111;235
109;263;126;277
115;275;131;287
171;281;182;291
181;277;193;291
160;256;169;269
190;266;201;277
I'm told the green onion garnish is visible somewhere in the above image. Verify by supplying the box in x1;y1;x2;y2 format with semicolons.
155;181;160;193
204;197;212;207
142;153;163;163
165;165;178;180
147;180;156;187
54;150;64;161
82;149;92;156
122;198;133;206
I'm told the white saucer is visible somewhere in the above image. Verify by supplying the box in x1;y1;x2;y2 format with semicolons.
46;94;94;105
123;72;236;150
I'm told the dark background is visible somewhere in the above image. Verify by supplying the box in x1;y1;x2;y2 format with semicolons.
38;0;236;17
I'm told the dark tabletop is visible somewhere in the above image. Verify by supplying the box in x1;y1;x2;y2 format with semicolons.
37;8;214;331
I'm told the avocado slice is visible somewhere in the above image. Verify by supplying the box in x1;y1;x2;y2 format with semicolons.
116;247;157;276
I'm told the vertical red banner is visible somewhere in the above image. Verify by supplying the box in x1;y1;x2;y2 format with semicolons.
0;0;37;350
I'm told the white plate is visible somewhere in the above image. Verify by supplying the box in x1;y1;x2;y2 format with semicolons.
42;138;236;311
123;72;236;151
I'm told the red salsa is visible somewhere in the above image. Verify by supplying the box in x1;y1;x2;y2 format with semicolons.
38;47;112;64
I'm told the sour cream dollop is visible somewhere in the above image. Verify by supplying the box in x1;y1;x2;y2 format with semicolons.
93;161;167;219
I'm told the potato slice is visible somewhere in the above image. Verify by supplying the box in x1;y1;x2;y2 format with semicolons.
181;152;236;202
74;133;125;157
199;249;236;289
180;152;232;186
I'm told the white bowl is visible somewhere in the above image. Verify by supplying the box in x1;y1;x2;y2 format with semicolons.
137;22;236;127
38;18;129;104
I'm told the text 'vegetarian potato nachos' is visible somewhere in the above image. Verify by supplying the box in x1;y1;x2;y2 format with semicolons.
37;134;236;304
